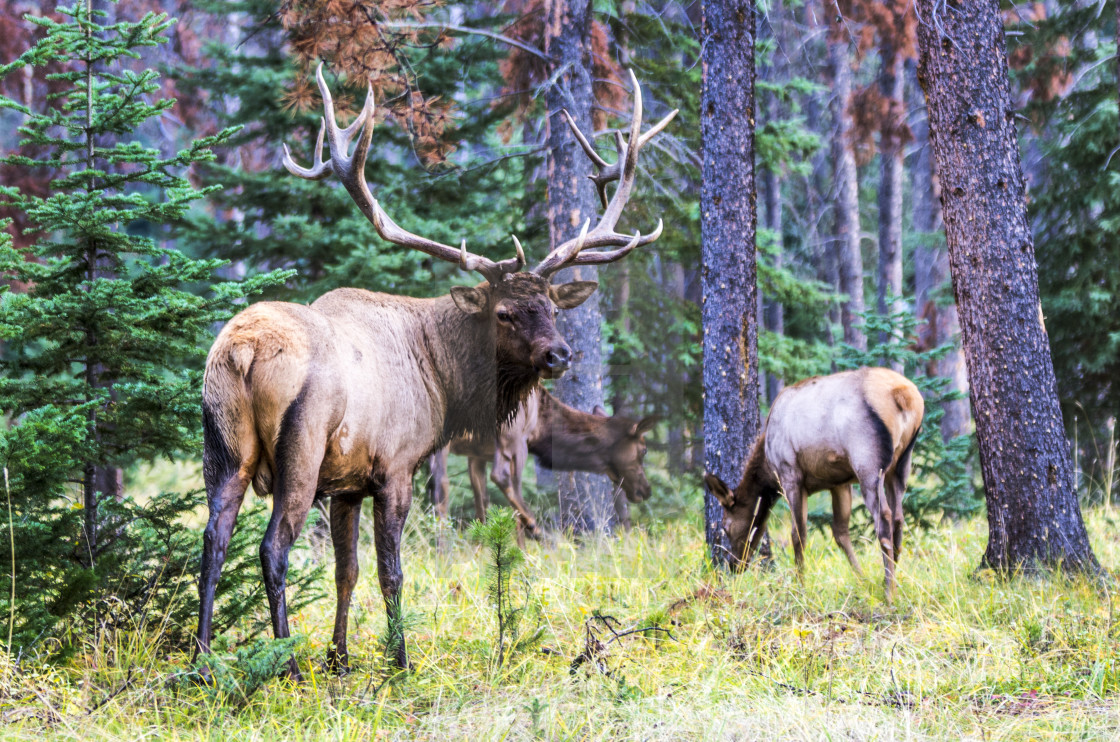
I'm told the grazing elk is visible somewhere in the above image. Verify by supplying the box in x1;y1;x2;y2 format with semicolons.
704;367;924;599
195;64;675;676
429;388;657;536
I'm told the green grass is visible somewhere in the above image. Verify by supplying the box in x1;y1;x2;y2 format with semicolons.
3;497;1120;740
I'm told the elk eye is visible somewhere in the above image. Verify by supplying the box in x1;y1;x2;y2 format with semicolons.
496;308;513;323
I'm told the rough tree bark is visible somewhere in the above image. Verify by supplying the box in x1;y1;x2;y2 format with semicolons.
701;0;760;565
876;43;904;368
543;0;613;533
827;23;865;350
916;0;1098;573
909;61;969;442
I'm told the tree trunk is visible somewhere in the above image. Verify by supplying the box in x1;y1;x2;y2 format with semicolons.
665;260;689;474
916;0;1098;573
701;0;760;566
909;61;970;442
877;44;904;368
543;0;613;533
763;166;784;403
828;28;865;350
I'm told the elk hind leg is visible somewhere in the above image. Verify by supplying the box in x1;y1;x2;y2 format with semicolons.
780;472;808;576
259;425;326;680
428;446;450;521
196;406;256;662
468;456;490;521
494;440;542;540
373;475;413;669
327;495;362;674
858;468;895;601
830;484;864;578
889;442;916;565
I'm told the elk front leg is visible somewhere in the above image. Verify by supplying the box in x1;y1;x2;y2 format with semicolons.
829;485;864;578
468;456;490;521
327;495;362;674
373;476;412;670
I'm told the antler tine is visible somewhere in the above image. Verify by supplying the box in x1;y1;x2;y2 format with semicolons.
533;71;675;279
562;109;609;169
511;235;527;266
282;119;331;180
565;219;664;267
282;64;525;284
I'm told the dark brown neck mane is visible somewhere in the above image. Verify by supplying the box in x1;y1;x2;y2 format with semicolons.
428;294;538;449
736;432;780;501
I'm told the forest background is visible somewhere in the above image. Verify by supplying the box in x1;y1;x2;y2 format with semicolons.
0;0;1118;738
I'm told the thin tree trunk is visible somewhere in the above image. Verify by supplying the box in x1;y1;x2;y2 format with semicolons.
828;28;865;350
910;61;970;442
543;0;613;533
916;0;1098;573
877;44;904;368
763;166;784;402
701;0;760;566
666;261;688;473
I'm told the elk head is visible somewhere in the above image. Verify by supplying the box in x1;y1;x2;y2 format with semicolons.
591;406;658;502
704;444;781;571
282;64;676;381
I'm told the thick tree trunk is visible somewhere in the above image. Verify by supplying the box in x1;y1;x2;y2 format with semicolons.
543;0;613;533
701;0;760;566
877;44;904;368
916;0;1098;573
910;62;970;442
828;30;865;350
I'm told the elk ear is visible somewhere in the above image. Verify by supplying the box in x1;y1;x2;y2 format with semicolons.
549;281;598;309
704;473;735;508
630;415;660;437
592;405;608;417
450;285;488;315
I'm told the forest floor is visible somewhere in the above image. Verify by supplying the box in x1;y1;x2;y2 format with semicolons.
3;492;1120;740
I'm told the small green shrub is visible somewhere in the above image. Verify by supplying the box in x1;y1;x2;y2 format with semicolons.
468;507;543;669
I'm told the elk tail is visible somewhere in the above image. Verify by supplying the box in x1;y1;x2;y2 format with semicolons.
202;399;239;497
201;341;255;497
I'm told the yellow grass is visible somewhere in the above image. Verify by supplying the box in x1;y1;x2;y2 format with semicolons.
3;488;1120;740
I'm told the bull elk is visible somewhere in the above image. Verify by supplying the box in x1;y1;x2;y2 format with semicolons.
429;388;657;536
195;64;675;676
703;367;924;599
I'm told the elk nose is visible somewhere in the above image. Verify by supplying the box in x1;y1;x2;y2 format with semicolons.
545;344;571;372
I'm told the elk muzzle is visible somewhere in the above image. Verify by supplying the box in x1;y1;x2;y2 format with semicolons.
534;340;572;379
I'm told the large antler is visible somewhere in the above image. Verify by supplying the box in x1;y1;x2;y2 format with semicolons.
282;64;524;284
532;70;678;279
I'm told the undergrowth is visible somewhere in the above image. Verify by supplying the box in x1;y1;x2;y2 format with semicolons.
1;502;1118;740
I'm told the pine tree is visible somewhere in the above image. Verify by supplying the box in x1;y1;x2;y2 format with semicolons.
0;0;286;649
915;0;1098;573
701;0;759;566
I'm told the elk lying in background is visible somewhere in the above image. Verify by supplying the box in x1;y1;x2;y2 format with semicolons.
704;367;924;599
429;388;657;536
195;65;675;676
